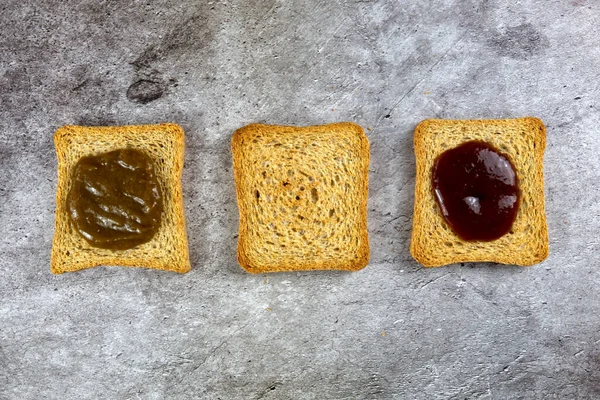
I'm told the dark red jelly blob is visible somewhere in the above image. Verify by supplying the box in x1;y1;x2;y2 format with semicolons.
432;141;519;241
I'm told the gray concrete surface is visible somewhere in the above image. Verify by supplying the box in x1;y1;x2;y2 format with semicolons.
1;0;599;398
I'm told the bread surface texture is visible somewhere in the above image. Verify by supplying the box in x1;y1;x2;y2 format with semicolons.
51;123;190;274
410;117;548;267
232;122;370;273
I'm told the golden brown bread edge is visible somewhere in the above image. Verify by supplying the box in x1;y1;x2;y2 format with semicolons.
410;117;549;267
231;122;370;273
51;123;191;274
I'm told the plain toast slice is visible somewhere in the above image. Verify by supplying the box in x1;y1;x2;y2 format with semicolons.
51;123;190;274
410;117;548;267
231;122;370;273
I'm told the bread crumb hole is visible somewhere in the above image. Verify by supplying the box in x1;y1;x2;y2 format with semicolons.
334;247;340;251
266;241;274;245
288;169;294;177
65;251;70;256
299;186;305;191
444;242;452;247
296;196;300;200
311;188;318;203
255;190;260;200
329;209;335;217
283;182;289;187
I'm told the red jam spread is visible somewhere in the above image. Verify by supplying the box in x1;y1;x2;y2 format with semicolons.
432;141;519;241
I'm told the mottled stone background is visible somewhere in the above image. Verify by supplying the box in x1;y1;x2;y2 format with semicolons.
1;0;599;398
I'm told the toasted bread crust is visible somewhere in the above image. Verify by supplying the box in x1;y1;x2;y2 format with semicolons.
232;123;370;273
51;124;190;274
410;117;548;267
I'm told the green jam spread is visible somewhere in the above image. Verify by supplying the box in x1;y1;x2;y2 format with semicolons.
67;149;163;250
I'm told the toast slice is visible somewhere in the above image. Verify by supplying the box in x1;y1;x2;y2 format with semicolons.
410;117;548;267
51;124;190;274
231;123;370;273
